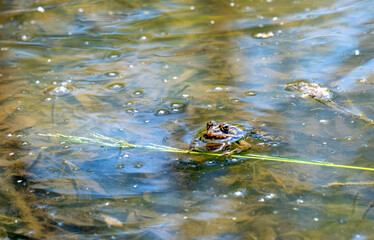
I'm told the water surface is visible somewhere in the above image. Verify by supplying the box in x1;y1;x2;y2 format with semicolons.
0;0;374;239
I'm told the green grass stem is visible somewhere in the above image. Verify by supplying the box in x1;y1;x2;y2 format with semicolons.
38;133;374;172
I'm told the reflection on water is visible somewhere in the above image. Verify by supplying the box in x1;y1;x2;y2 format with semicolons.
1;0;374;238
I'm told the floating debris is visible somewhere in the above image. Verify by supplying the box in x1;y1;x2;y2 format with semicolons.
101;214;123;227
285;80;334;101
285;80;374;125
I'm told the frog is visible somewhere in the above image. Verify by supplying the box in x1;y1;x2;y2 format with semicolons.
189;121;272;157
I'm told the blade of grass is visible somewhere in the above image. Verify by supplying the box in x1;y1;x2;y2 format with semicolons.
38;133;374;172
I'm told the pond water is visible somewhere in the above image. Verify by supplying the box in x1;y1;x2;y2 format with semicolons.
0;0;374;239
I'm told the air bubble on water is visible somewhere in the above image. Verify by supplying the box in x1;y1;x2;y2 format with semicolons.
319;119;328;125
244;90;257;96
244;6;254;11
272;17;278;21
171;108;184;113
313;217;319;222
135;163;143;168
44;85;73;96
344;136;354;141
253;31;274;39
169;102;185;109
125;109;136;114
125;108;134;114
230;98;242;104
106;82;125;90
37;6;45;12
230;2;235;7
105;51;122;60
296;199;304;204
233;190;244;197
42;97;53;102
354;49;360;55
169;101;186;113
19;141;30;146
214;87;223;92
105;72;119;78
211;86;227;92
16;32;32;42
78;8;84;13
264;193;276;200
140;36;147;41
131;90;145;97
155;109;169;116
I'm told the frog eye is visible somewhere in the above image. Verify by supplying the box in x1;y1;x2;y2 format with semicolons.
207;121;215;130
220;123;229;133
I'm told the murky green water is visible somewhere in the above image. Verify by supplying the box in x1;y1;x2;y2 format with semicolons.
1;0;374;239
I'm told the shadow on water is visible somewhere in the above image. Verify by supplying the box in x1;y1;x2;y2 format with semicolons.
0;0;374;239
